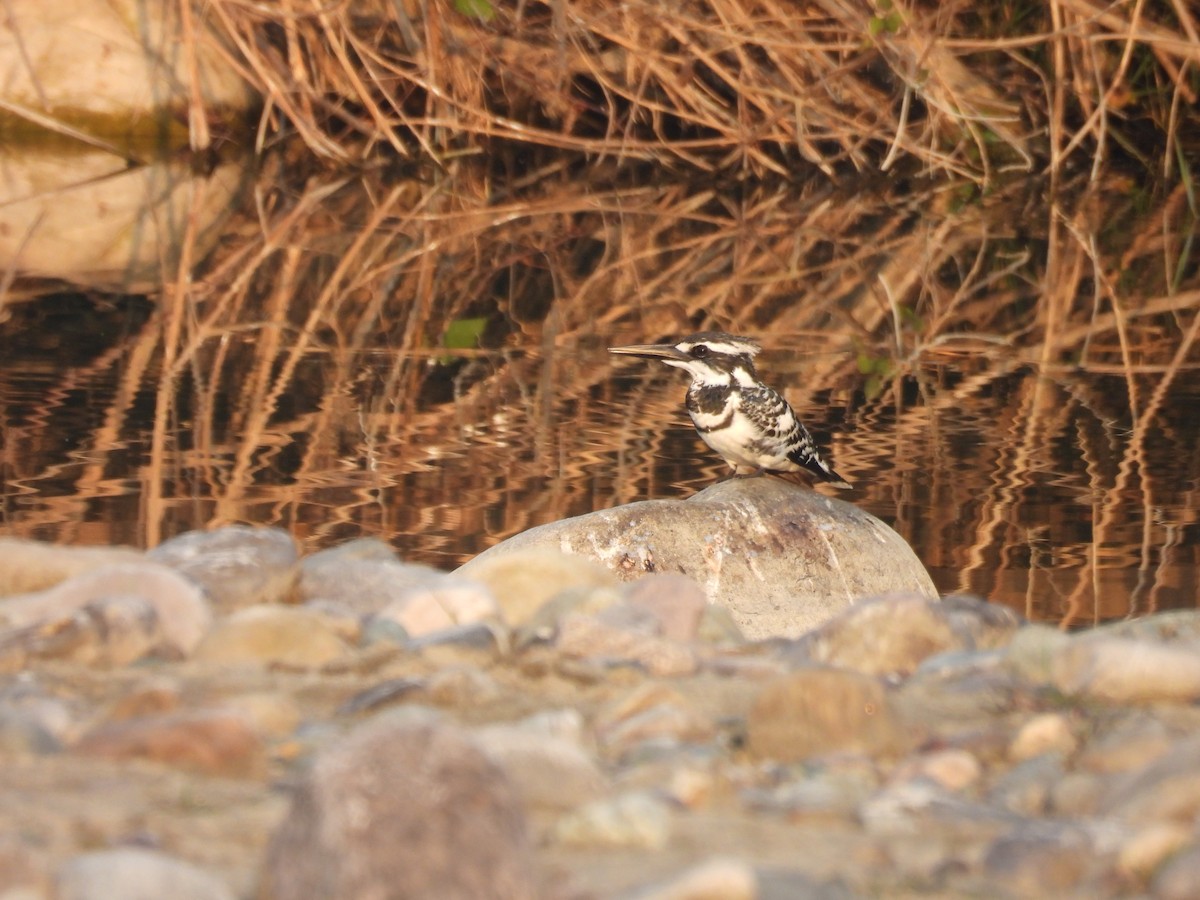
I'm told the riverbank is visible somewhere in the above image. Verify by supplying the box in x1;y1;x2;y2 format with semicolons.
3;527;1200;898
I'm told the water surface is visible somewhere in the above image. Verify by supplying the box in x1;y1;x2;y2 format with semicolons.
2;158;1197;626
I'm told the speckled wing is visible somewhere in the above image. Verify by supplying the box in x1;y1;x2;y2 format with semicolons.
742;386;850;486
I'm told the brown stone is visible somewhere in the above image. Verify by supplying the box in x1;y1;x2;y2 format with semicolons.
0;537;142;597
1052;637;1200;703
789;594;958;677
192;605;350;668
458;548;621;627
1151;842;1200;900
746;667;907;761
982;825;1095;895
0;562;211;657
73;709;264;777
260;710;537;900
149;525;298;613
622;574;709;642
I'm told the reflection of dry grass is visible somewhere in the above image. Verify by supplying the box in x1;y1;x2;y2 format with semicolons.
3;154;1198;623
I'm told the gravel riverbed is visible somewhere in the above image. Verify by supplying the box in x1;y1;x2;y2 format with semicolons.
2;527;1199;899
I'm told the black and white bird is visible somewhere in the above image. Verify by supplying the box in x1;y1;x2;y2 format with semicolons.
608;331;850;488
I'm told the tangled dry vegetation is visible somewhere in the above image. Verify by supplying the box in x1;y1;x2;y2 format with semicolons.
184;0;1200;367
204;0;1198;184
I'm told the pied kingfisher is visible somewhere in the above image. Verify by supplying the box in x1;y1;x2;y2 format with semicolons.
608;331;850;487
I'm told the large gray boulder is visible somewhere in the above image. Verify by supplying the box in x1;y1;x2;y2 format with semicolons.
458;478;936;640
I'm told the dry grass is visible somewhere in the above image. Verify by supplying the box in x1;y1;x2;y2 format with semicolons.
199;0;1199;183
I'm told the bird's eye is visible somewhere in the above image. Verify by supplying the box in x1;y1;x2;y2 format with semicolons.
690;345;709;358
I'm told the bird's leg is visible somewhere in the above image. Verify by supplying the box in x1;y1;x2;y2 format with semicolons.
730;464;766;479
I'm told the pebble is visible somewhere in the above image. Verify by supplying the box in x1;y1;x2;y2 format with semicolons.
743;766;876;820
1047;770;1105;818
191;604;350;667
935;593;1025;649
1076;712;1174;774
299;598;363;642
425;664;502;707
654;763;716;809
980;823;1097;896
0;833;46;897
2;595;162;669
1116;822;1192;879
0;677;77;746
0;703;63;754
54;847;235;900
336;676;424;715
456;548;621;626
0;537;142;596
1003;623;1071;683
747;668;905;761
41;595;161;667
0;562;212;658
625;857;757;900
260;710;537;899
891;654;1021;736
621;574;709;642
514;583;622;648
300;536;397;569
786;593;962;677
300;550;452;617
73;708;265;777
1051;636;1200;703
552;789;673;849
148;525;298;612
1092;608;1200;645
1008;711;1078;761
599;701;714;760
105;678;182;721
475;721;608;810
695;603;746;644
11;530;1200;899
1150;842;1200;900
555;609;698;677
594;683;713;758
221;691;302;738
412;624;509;667
987;752;1064;816
372;577;499;637
893;748;982;792
1096;736;1200;825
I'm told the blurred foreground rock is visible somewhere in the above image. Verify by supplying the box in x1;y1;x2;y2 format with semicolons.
459;477;936;638
260;711;537;900
3;529;1200;898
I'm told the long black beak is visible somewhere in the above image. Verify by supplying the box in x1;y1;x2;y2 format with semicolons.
607;342;688;362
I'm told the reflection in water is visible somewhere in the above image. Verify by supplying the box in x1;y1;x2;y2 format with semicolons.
1;165;1198;626
0;146;250;293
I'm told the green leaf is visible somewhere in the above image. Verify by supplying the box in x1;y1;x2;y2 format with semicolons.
868;10;902;36
454;0;495;21
898;304;924;331
443;316;488;350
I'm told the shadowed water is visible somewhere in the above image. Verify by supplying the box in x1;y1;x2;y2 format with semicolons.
1;158;1198;626
3;305;1197;625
